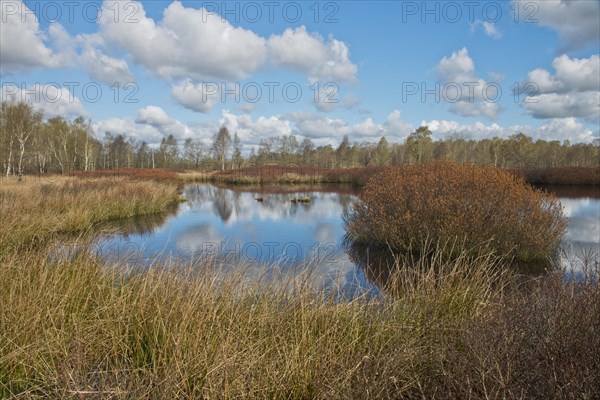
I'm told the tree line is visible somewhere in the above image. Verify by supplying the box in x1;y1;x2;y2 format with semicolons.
1;101;598;177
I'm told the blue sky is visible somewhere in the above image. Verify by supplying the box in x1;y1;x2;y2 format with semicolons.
1;0;599;149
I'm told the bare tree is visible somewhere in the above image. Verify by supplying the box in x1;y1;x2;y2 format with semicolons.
1;102;42;180
212;127;231;171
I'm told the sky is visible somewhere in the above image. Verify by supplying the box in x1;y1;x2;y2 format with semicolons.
1;0;599;150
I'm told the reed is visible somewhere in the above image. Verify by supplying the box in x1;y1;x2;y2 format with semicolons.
0;176;179;256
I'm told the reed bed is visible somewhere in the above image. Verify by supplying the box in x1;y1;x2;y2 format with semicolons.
0;176;179;256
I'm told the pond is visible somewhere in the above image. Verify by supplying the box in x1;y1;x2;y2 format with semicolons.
95;183;600;296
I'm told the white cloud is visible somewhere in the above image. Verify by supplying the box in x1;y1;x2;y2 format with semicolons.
535;117;596;142
93;117;163;144
0;83;88;118
288;109;413;144
171;81;220;113
268;26;358;82
0;0;58;73
512;0;600;51
313;84;340;112
0;1;133;84
94;107;195;144
135;105;192;139
471;20;502;39
52;26;134;85
487;71;505;82
524;92;600;120
521;54;600;121
79;45;134;85
219;110;293;142
383;110;415;139
423;119;508;140
422;117;596;143
99;1;266;81
524;55;600;95
436;47;502;120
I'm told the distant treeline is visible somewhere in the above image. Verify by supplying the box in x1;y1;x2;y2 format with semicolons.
2;101;599;177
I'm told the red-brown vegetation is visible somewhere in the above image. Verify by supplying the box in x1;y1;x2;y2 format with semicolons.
344;161;567;263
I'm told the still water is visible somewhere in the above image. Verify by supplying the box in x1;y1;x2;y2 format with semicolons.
96;183;600;293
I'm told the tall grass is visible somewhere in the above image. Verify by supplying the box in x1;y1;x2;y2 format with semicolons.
1;245;598;399
0;176;179;256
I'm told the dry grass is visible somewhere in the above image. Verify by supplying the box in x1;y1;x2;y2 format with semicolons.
0;244;499;399
1;245;598;399
208;166;385;186
0;176;179;256
177;170;215;182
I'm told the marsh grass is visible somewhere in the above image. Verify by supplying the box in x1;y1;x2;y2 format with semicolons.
1;244;598;399
0;176;179;256
0;243;495;399
1;174;598;399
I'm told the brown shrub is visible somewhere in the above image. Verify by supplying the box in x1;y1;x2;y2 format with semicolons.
345;161;567;263
435;273;600;399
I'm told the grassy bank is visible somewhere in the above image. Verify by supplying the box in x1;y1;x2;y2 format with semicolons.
178;166;383;186
0;175;179;256
179;165;600;187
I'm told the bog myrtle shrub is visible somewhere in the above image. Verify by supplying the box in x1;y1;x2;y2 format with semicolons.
344;161;567;263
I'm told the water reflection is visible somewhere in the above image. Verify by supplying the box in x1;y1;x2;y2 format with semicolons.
97;183;599;294
553;187;600;278
97;183;377;297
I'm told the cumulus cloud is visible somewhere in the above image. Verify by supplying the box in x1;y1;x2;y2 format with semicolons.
288;110;413;144
92;117;163;144
0;0;58;73
219;110;293;142
99;1;266;81
0;1;134;84
135;105;192;139
171;81;221;113
422;117;596;143
0;83;88;117
512;0;600;51
535;117;596;142
524;92;600;120
436;47;502;120
79;45;135;85
268;26;358;82
524;55;600;94
520;54;600;121
94;106;195;144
